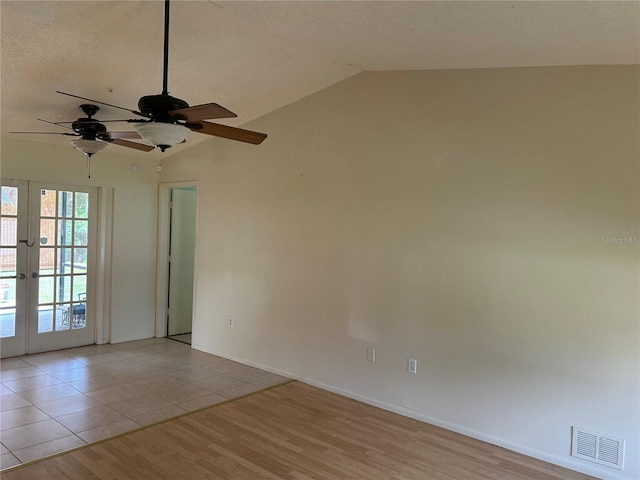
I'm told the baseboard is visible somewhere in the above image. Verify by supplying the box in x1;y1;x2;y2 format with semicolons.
110;332;156;344
192;344;631;480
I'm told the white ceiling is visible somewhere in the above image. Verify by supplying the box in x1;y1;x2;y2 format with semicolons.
1;0;638;158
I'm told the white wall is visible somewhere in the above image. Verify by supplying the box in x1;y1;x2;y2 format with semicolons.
1;138;159;343
161;66;639;480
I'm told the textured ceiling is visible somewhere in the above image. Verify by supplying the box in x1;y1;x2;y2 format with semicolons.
1;0;638;158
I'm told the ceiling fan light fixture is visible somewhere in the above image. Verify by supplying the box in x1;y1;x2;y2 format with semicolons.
133;122;189;151
71;139;107;157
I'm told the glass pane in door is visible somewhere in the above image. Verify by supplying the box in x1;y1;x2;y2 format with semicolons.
1;188;18;215
1;248;17;277
1;218;17;245
0;278;16;337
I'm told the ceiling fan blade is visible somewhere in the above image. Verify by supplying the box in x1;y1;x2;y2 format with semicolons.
99;131;143;140
188;121;267;145
10;131;79;136
56;91;148;118
38;118;74;130
169;103;237;122
54;119;142;124
105;138;155;152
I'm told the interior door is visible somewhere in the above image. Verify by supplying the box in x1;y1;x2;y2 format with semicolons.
0;180;97;357
167;187;196;337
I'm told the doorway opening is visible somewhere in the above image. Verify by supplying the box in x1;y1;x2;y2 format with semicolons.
156;182;197;346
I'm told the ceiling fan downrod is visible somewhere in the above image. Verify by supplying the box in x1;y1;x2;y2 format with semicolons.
162;0;170;96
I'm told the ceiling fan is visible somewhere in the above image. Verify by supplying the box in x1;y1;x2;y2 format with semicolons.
57;0;268;152
10;103;154;177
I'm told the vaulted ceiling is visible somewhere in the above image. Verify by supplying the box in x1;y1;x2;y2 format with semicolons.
1;1;638;157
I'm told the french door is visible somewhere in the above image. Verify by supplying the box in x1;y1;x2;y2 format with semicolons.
1;180;97;357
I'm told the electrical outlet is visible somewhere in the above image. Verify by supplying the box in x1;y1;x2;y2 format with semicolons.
367;347;376;363
408;358;417;374
228;317;234;327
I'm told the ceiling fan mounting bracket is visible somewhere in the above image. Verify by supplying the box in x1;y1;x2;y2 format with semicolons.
79;104;100;118
138;94;189;122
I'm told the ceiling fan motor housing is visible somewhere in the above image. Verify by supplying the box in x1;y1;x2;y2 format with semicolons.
71;119;107;140
138;94;189;123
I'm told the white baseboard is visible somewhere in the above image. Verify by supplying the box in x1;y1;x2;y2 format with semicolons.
192;344;631;480
110;332;156;344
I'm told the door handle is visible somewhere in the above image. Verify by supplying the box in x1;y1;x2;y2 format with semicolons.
31;272;39;279
17;273;26;280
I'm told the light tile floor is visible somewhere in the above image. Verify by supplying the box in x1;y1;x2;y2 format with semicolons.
0;338;289;470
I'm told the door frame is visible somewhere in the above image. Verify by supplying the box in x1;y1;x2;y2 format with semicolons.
95;187;113;345
155;181;199;341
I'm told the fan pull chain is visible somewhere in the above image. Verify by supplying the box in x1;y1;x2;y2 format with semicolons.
86;156;91;179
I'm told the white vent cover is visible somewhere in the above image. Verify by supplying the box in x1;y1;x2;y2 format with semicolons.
571;427;624;470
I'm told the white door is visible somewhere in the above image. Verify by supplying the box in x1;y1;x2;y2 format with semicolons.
1;180;97;357
167;187;196;336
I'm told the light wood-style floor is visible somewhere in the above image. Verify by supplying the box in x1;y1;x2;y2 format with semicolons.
2;381;596;480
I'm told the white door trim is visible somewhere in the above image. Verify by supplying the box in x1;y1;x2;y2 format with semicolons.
155;181;198;340
95;187;113;344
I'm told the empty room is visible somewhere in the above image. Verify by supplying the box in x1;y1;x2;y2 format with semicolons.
0;1;638;479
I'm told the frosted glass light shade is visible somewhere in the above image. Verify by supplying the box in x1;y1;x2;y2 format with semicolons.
133;122;189;149
71;139;107;157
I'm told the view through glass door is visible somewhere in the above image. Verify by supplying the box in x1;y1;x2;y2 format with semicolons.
1;180;97;357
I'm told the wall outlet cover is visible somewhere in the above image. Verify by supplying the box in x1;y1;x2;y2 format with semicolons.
408;358;417;374
367;347;376;362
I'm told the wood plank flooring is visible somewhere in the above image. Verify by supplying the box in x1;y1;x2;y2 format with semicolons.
2;381;597;480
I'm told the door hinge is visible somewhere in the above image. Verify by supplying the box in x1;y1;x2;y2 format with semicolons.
168;254;172;263
166;308;171;317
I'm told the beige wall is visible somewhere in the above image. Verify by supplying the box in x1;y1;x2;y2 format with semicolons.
161;66;639;479
1;138;159;343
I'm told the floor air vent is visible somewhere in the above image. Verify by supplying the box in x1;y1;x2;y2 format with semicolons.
571;427;624;470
